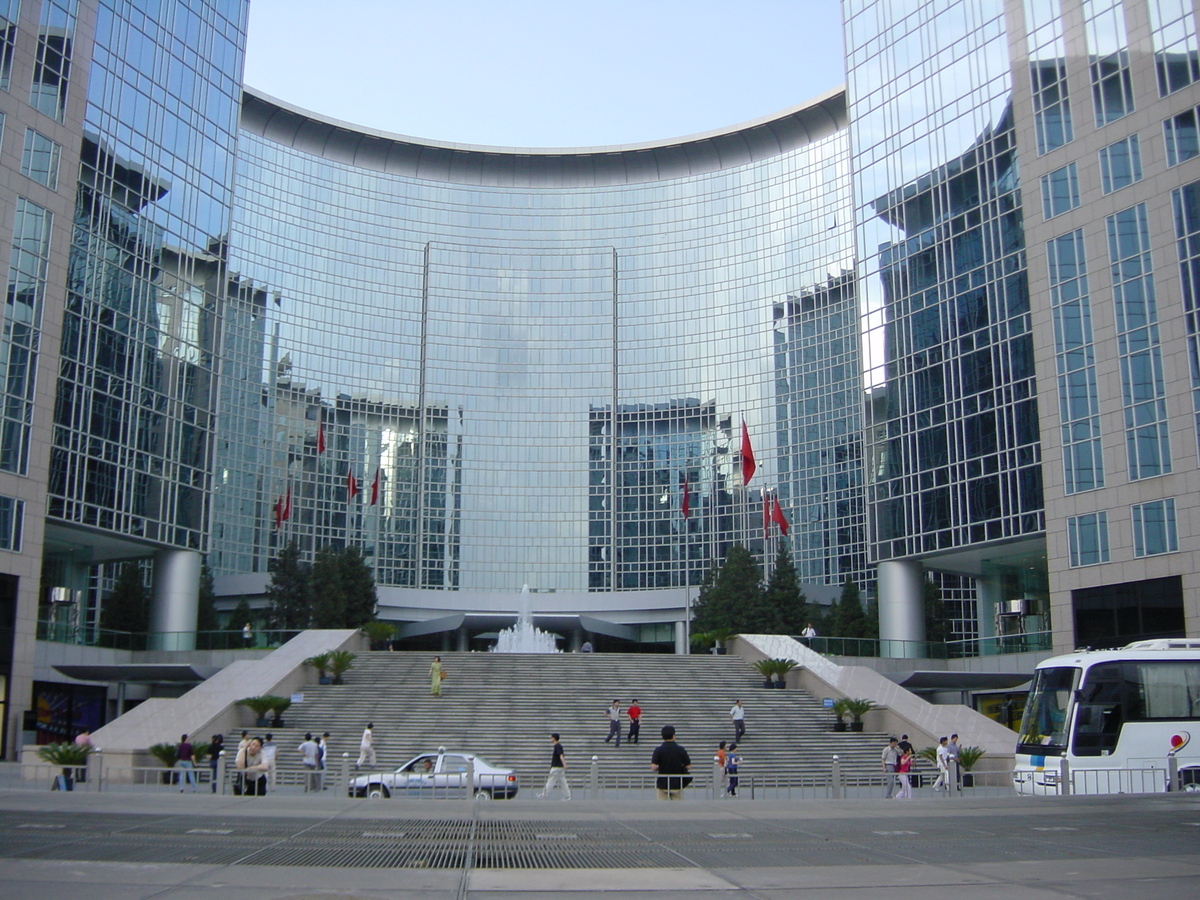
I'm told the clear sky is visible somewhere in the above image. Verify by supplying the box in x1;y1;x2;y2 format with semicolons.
243;0;846;149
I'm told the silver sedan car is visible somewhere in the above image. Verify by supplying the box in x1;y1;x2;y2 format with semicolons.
348;748;519;799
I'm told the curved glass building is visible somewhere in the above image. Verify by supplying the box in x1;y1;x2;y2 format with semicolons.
214;88;864;643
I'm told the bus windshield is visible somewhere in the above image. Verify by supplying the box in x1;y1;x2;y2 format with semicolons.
1017;666;1078;755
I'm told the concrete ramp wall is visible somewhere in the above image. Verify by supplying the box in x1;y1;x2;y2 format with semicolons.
732;634;1017;773
68;630;361;770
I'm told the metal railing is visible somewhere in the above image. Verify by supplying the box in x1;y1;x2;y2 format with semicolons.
36;620;296;650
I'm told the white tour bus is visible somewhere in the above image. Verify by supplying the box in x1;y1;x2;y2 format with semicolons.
1013;639;1200;795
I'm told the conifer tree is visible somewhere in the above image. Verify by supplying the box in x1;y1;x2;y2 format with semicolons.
339;545;378;627
924;576;949;644
763;543;808;635
309;545;346;628
266;540;311;631
691;543;763;634
830;577;869;638
100;561;150;636
195;562;219;647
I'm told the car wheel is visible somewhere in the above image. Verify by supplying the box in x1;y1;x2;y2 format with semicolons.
474;789;492;800
367;784;390;799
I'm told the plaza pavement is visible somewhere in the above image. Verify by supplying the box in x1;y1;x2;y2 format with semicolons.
0;786;1196;900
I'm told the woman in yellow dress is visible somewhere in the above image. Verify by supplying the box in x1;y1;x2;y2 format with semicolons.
429;656;445;696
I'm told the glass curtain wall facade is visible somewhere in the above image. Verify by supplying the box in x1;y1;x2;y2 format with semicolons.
215;90;865;623
847;0;1200;652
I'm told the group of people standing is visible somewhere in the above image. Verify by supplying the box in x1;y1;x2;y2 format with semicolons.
602;699;642;746
881;733;962;800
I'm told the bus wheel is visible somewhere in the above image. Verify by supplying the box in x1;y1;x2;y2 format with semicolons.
1180;769;1200;792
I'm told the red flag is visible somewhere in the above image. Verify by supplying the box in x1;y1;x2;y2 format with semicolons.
347;467;359;501
371;468;380;506
273;495;282;530
282;485;292;522
741;419;756;487
681;474;690;519
763;494;771;538
317;417;326;454
772;495;790;536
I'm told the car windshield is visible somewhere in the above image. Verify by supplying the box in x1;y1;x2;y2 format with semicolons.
401;757;436;773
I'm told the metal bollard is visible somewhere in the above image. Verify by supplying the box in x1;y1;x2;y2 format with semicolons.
465;756;475;803
951;760;961;799
1058;756;1071;796
217;749;227;795
87;750;103;793
339;752;350;797
831;754;842;800
713;758;723;799
590;755;599;799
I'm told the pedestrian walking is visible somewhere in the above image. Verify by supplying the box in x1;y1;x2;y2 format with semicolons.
650;725;691;800
881;736;900;798
604;699;622;746
537;733;572;800
730;699;746;742
627;699;641;744
894;745;914;800
356;722;376;769
242;622;252;647
429;656;446;696
932;736;951;792
176;734;198;792
298;732;320;792
724;742;741;797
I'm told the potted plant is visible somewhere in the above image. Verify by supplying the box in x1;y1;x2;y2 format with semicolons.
362;621;395;650
957;746;986;787
305;651;333;684
831;697;850;732
148;741;180;785
328;649;357;685
37;742;94;791
844;698;875;732
772;658;797;688
239;695;278;727
269;696;292;728
752;658;779;688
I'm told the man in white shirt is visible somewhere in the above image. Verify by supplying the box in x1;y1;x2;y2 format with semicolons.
261;733;278;790
356;722;376;769
298;733;320;792
730;700;746;742
604;701;622;746
881;737;900;798
933;736;951;791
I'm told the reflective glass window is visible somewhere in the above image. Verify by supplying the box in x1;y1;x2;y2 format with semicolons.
0;494;22;550
1148;0;1200;95
0;0;16;91
20;128;60;188
30;0;78;120
1131;498;1178;557
1083;0;1135;126
1098;135;1142;194
1067;511;1109;567
1164;107;1199;166
1170;180;1200;462
1025;0;1073;153
1041;163;1080;218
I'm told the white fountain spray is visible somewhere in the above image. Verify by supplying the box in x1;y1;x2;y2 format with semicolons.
492;583;560;653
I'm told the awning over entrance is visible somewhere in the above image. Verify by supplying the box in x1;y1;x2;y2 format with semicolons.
53;663;221;684
884;671;1031;692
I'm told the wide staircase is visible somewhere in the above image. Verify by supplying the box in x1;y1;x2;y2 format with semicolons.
231;651;900;791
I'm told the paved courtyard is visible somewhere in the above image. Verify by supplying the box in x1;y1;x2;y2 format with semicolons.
0;789;1196;899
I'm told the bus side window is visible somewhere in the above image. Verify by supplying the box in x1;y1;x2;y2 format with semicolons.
1072;664;1123;756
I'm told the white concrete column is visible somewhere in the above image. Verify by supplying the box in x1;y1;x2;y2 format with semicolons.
877;559;925;658
148;549;201;650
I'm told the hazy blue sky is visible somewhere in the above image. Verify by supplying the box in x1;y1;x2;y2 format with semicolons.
243;0;846;148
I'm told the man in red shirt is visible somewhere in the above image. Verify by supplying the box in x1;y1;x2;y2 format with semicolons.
627;699;642;744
